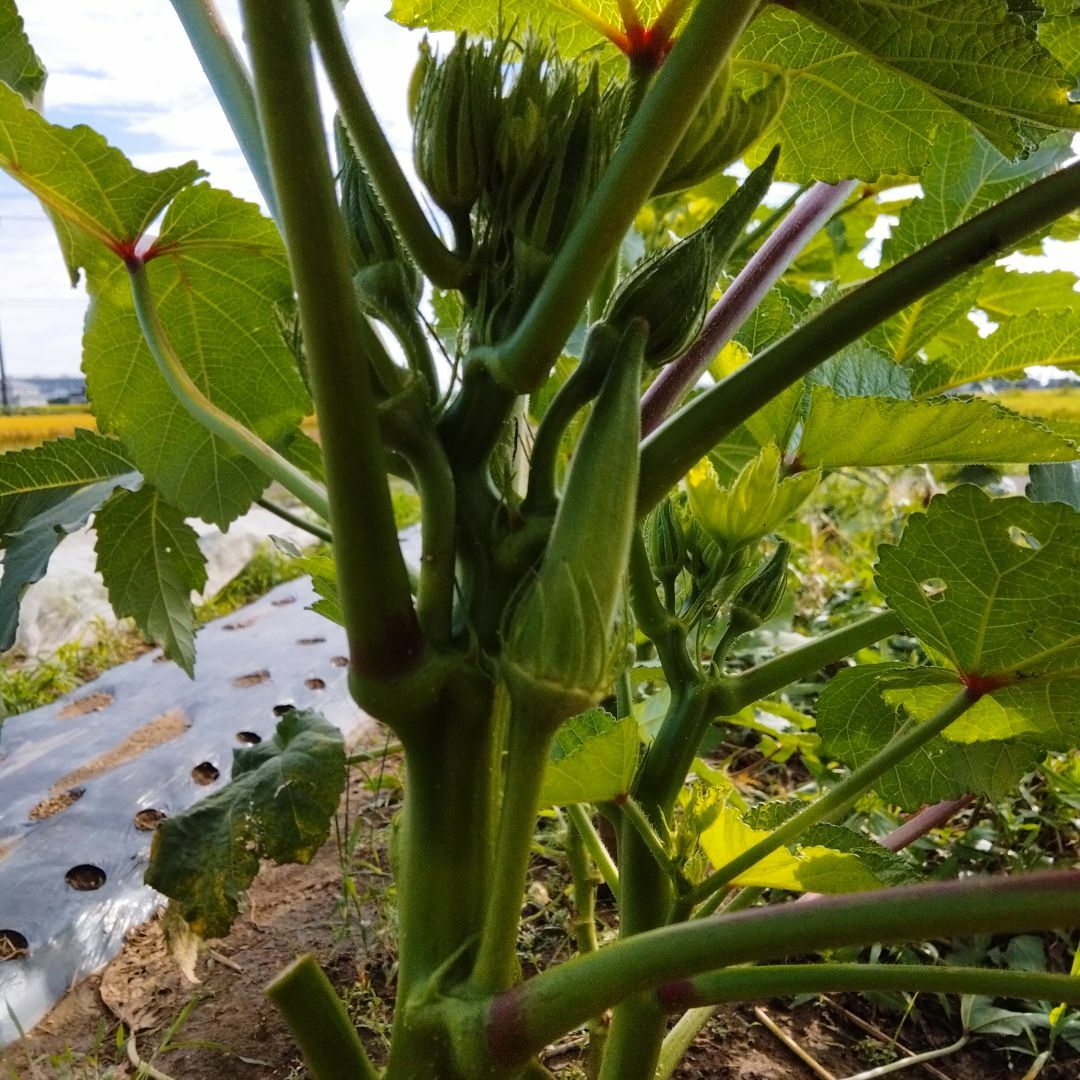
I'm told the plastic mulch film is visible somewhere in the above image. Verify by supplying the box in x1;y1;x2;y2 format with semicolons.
0;576;374;1044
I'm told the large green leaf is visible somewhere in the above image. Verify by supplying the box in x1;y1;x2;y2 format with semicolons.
93;486;207;676
794;1;1079;158
876;123;1071;360
0;0;45;106
1028;461;1080;509
737;8;947;182
146;710;346;938
910;311;1080;396
389;0;663;59
541;707;640;806
795;388;1078;467
0;82;203;281
1041;12;1080;78
84;184;311;527
976;266;1079;320
876;486;1080;679
816;664;1046;809
0;429;135;534
0;473;141;651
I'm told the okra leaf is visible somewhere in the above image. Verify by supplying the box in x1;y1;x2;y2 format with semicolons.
0;429;135;534
1041;13;1080;79
910;311;1080;397
146;710;346;938
795;389;1078;468
93;486;207;676
793;1;1079;160
0;472;142;651
0;0;45;106
875;124;1072;362
876;486;1080;679
1028;462;1080;510
268;537;342;626
390;0;663;61
699;802;888;893
541;708;639;806
0;83;203;282
817;664;1046;809
84;184;311;527
976;266;1080;321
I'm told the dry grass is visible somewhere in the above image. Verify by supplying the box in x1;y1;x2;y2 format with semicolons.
0;411;96;451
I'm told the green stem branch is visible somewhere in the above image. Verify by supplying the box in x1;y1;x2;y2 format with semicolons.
567;804;620;901
127;261;330;520
487;870;1080;1066
684;688;974;910
725;609;903;710
256;497;332;543
168;0;278;224
304;0;470;289
267;955;378;1080
676;962;1080;1012
242;0;422;683
638;159;1080;513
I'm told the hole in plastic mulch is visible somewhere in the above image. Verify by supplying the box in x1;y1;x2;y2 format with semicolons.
0;930;29;961
65;865;106;891
191;761;220;785
133;808;167;832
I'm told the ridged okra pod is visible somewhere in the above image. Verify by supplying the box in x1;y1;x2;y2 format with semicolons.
503;321;646;725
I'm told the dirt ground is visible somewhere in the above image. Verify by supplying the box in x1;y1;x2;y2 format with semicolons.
2;751;1076;1080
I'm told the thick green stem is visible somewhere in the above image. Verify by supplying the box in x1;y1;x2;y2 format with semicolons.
168;0;278;224
725;609;903;710
242;0;422;683
257;497;332;543
565;813;607;1079
677;962;1080;1011
472;705;555;994
266;955;378;1080
305;0;470;289
487;870;1080;1066
486;0;761;393
638;159;1080;513
684;688;975;910
618;797;678;883
126;261;330;519
568;804;620;900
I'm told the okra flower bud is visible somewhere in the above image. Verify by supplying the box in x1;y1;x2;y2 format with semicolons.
644;497;687;584
727;539;790;638
503;322;646;724
412;33;501;220
335;119;421;312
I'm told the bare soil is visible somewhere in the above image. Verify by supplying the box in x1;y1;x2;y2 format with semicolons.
2;749;1076;1080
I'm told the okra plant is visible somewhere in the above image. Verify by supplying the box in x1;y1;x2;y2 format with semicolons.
3;0;1080;1076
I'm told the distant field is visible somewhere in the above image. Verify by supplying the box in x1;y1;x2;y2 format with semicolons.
0;410;96;451
992;387;1080;442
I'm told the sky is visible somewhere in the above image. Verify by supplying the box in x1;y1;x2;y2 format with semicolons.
0;2;433;378
0;5;1076;379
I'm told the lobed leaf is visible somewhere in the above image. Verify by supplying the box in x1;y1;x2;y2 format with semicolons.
0;0;45;106
910;311;1080;396
796;388;1079;468
0;472;141;651
876;486;1080;679
84;184;311;527
816;664;1046;809
795;0;1079;159
0;82;203;281
146;710;346;938
541;707;640;806
93;486;207;676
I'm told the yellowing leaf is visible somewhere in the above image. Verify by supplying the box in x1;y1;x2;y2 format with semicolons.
698;804;881;893
687;444;819;550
